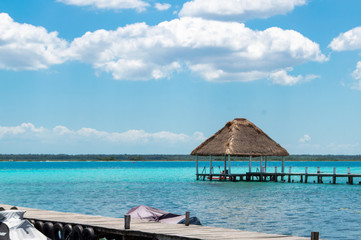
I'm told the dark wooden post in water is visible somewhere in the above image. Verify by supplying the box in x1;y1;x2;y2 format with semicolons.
124;215;131;229
281;157;285;181
185;212;190;226
333;167;336;184
317;167;322;183
288;167;292;182
305;167;308;183
274;166;278;182
347;167;353;184
311;232;319;240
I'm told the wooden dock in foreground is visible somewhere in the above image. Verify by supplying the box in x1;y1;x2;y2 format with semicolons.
0;204;311;240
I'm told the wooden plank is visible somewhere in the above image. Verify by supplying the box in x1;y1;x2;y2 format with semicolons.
0;204;310;240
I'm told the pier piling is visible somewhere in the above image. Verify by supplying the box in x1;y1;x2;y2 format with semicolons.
124;215;131;229
311;232;319;240
185;212;190;226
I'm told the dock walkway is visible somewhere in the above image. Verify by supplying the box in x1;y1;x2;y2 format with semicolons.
1;204;309;240
197;171;361;184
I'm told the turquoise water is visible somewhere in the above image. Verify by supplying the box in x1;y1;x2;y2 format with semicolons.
1;161;361;240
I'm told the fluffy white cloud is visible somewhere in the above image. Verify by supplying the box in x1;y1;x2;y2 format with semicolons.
351;61;361;90
154;3;171;11
1;13;324;84
0;123;205;145
179;0;306;21
0;13;68;70
68;17;326;83
57;0;149;12
291;141;360;154
352;61;361;80
329;27;361;51
299;134;311;143
269;68;319;86
0;123;46;139
330;27;361;90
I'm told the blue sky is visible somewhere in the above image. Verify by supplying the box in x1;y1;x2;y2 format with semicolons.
0;0;361;154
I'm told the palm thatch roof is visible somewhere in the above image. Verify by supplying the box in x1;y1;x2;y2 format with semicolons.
191;118;289;157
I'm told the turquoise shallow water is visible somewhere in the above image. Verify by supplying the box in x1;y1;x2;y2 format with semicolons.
1;161;361;240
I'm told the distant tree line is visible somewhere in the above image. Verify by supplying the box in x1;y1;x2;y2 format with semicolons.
0;154;194;161
0;154;360;161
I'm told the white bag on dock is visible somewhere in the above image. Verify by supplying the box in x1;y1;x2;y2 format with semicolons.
0;210;48;240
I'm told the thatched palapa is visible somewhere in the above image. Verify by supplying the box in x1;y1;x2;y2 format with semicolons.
191;118;289;157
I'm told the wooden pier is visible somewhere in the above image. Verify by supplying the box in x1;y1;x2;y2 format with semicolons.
197;167;361;184
191;118;360;187
0;204;311;240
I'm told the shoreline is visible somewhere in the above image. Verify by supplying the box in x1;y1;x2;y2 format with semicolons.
1;159;361;162
1;154;360;162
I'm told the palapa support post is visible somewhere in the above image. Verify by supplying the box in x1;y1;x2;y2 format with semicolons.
259;156;263;182
196;155;199;180
333;167;336;184
228;155;231;175
224;155;227;178
311;232;319;240
209;156;213;181
305;167;308;183
124;215;131;229
264;156;268;173
249;156;252;173
185;212;190;226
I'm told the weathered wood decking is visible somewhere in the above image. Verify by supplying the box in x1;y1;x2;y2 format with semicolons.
0;204;310;240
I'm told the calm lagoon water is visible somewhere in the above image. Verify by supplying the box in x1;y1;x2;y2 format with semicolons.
1;161;361;240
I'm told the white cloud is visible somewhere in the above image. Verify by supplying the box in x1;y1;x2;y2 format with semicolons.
326;142;360;154
352;61;361;79
0;123;46;138
0;13;324;84
57;0;149;12
269;68;319;86
351;61;361;90
68;17;326;83
0;122;205;145
155;3;171;11
299;134;311;143
290;141;361;155
329;27;361;51
330;27;361;90
0;13;68;70
179;0;306;21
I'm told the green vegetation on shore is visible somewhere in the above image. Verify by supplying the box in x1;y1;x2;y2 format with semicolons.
0;154;360;162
